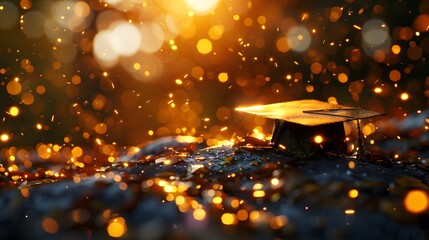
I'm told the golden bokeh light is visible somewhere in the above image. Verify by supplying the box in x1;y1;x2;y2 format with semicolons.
185;0;219;15
193;208;206;221
0;133;10;142
348;189;359;198
197;38;213;54
404;190;429;214
8;106;19;117
314;135;324;144
42;217;59;234
107;217;127;238
221;213;237;225
400;92;409;101
218;72;228;83
6;80;22;95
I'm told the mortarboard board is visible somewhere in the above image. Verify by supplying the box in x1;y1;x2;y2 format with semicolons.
236;99;384;158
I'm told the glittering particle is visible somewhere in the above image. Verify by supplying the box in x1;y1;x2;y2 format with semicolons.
404;190;429;214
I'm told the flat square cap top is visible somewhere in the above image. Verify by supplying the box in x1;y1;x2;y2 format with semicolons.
235;99;383;126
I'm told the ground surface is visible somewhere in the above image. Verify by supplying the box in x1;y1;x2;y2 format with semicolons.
1;134;429;239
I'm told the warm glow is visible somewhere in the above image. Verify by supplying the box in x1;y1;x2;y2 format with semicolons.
404;190;429;214
218;72;228;82
185;0;219;15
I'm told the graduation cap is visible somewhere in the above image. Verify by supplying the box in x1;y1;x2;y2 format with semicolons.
236;99;384;158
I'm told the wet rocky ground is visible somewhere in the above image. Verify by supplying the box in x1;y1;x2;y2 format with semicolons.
1;130;429;239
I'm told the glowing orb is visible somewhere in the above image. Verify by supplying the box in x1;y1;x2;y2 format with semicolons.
404;190;429;214
287;26;311;52
185;0;219;15
93;30;119;67
139;22;165;54
110;22;141;56
361;19;391;59
362;19;389;45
